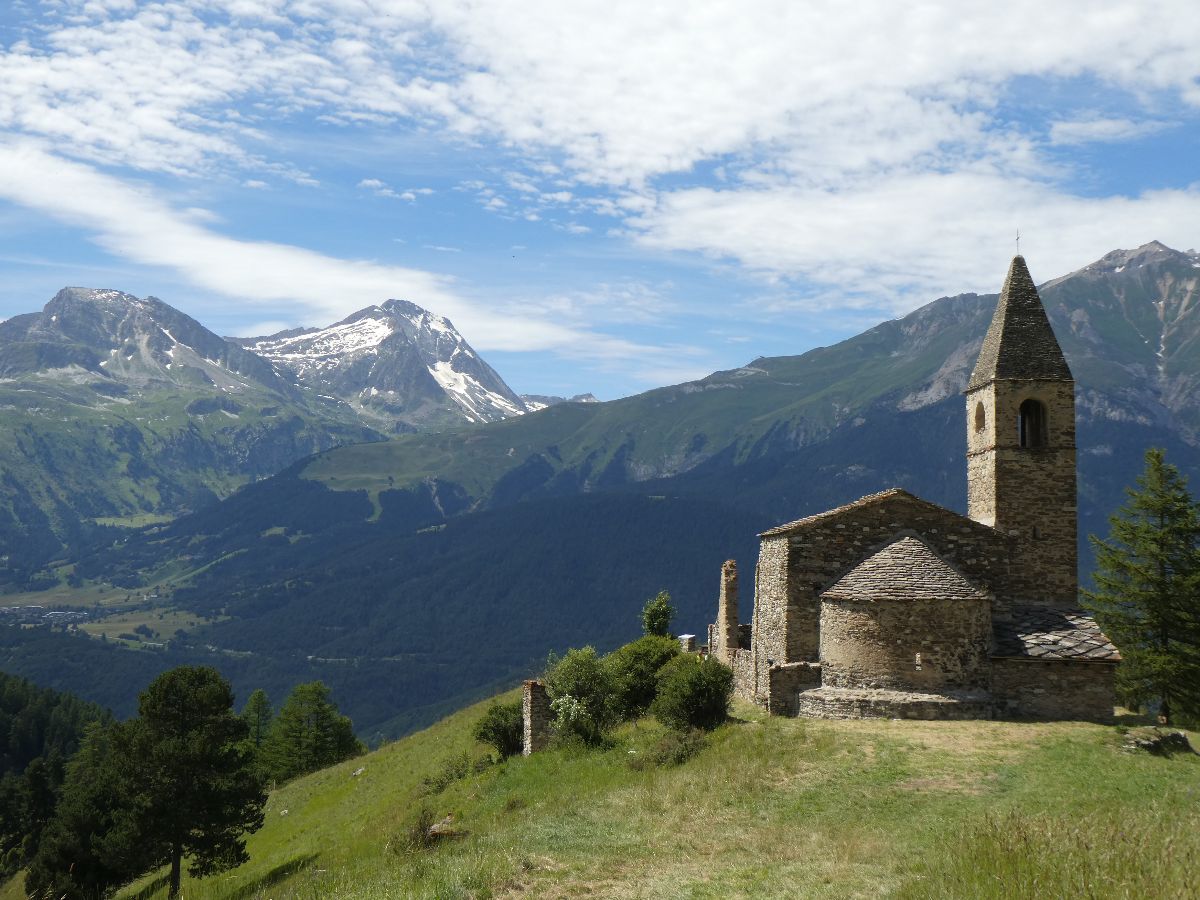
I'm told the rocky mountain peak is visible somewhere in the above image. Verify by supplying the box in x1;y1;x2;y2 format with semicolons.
238;298;529;430
1082;241;1198;275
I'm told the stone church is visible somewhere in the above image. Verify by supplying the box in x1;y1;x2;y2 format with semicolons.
707;255;1119;721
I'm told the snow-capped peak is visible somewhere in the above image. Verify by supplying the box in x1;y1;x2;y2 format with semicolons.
237;299;529;428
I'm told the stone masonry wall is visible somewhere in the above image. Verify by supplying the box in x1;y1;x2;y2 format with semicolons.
820;596;991;693
991;658;1115;723
762;493;1012;669
749;536;790;701
728;648;759;705
766;662;821;715
522;679;551;755
966;380;1077;606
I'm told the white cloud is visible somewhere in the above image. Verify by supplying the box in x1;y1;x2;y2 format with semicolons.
1049;116;1168;145
0;140;658;359
631;173;1200;312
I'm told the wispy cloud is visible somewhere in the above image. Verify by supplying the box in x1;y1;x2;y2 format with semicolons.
1049;116;1169;145
0;140;675;364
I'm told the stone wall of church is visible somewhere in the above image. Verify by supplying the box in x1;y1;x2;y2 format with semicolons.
776;495;1013;665
751;535;790;677
820;596;991;693
991;658;1115;723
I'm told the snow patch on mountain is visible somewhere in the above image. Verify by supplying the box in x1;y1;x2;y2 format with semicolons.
239;299;536;428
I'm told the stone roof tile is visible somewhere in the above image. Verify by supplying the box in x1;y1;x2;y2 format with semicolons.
821;536;989;603
992;606;1120;661
967;255;1073;390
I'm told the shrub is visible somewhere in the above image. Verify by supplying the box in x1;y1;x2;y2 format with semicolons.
545;647;617;745
472;701;523;759
641;590;675;637
392;806;436;854
650;728;708;767
421;752;471;795
651;655;733;732
605;635;681;719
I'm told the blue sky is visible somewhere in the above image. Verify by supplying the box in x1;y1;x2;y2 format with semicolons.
0;2;1198;399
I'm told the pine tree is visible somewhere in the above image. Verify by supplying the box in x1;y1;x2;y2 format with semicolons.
25;722;144;900
261;681;362;782
241;689;273;750
116;667;266;899
1084;449;1200;725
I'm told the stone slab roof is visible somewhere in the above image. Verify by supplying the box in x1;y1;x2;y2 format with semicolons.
821;536;989;603
967;255;1073;390
760;488;992;539
992;606;1120;661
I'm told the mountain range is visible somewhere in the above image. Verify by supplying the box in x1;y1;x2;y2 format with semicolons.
0;288;566;586
2;241;1199;738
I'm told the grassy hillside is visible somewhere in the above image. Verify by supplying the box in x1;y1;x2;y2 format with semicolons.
41;698;1191;899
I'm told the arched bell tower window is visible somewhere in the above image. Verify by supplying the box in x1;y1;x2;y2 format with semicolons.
1018;399;1047;448
973;402;986;433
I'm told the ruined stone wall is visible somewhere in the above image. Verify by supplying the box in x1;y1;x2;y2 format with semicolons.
991;658;1115;723
522;680;551;755
710;559;741;663
776;495;1012;665
820;597;991;693
766;662;821;716
966;380;1077;606
728;648;759;704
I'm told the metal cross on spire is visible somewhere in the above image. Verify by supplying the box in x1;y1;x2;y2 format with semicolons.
1016;229;1021;256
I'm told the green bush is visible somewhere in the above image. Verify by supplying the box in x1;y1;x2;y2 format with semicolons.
651;655;733;732
605;635;680;719
421;752;471;795
641;590;675;637
471;701;523;759
545;647;617;745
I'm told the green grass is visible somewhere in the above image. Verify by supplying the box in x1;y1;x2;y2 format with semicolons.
89;699;1200;900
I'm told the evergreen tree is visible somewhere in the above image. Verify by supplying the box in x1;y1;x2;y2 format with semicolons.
641;590;675;638
1085;448;1200;725
25;722;144;900
240;688;274;760
261;682;362;782
116;667;266;899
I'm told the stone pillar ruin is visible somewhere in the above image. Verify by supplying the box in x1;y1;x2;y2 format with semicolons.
522;679;551;755
712;559;739;660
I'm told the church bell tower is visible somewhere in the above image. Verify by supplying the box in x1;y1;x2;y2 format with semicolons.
965;256;1077;606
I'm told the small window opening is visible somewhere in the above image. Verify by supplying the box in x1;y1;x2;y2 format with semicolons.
1018;399;1047;448
914;652;922;671
974;402;986;434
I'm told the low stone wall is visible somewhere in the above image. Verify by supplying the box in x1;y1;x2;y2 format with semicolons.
767;662;821;715
729;648;759;705
522;680;551;755
991;658;1115;723
795;686;992;720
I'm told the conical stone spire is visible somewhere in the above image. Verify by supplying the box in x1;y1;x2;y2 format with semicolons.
967;256;1072;390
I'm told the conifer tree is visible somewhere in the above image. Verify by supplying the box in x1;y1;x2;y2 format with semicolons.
241;689;274;749
115;667;266;899
1085;449;1200;725
261;681;362;782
